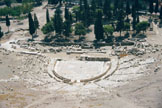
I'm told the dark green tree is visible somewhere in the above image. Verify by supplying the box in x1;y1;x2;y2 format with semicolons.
69;12;73;24
149;0;154;14
28;12;35;39
83;0;91;26
118;0;124;9
72;6;80;22
64;7;72;37
103;25;114;37
132;6;137;31
116;9;125;36
75;22;86;39
103;0;112;20
126;1;131;16
4;0;11;7
79;0;83;21
46;9;50;23
0;26;3;39
41;21;54;34
6;15;10;32
64;20;71;37
34;13;39;34
136;21;149;34
16;0;22;3
53;8;63;35
124;22;130;33
155;0;159;14
90;0;97;22
94;9;104;41
135;0;139;12
48;0;58;4
137;15;140;23
114;0;119;12
132;4;136;18
65;7;69;20
160;6;162;19
97;0;103;8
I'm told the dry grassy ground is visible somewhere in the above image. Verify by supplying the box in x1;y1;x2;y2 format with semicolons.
0;1;162;108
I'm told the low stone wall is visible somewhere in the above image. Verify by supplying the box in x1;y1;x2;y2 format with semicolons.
80;62;112;83
80;56;110;62
104;59;120;79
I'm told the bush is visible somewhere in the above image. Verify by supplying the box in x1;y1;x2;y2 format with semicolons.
41;22;54;34
124;32;129;38
105;36;114;43
136;21;149;34
44;35;53;42
74;22;86;36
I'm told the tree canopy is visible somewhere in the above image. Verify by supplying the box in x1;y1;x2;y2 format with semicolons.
136;21;149;33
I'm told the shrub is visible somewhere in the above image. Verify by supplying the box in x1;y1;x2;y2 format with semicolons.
41;21;54;34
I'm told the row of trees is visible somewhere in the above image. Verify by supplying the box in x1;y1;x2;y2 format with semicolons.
41;0;152;42
1;0;159;42
42;7;73;36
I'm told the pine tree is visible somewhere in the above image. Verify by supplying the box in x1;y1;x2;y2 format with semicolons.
83;0;91;26
48;0;58;4
65;7;69;20
16;0;22;3
160;6;162;19
34;13;39;34
155;0;159;14
94;9;104;41
132;12;137;30
113;0;119;18
116;9;125;36
91;0;97;20
132;4;138;30
46;9;50;23
4;0;11;7
79;0;83;21
64;8;72;37
132;4;136;18
137;15;140;23
79;0;83;12
64;20;71;37
118;0;124;10
149;0;154;14
6;15;10;32
135;0;139;12
103;0;112;20
28;12;35;39
69;12;73;24
97;0;103;8
0;26;3;39
53;8;63;35
126;1;131;16
83;0;88;10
